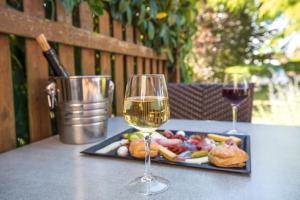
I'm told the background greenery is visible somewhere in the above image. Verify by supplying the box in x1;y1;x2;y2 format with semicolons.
188;0;300;125
187;0;300;82
61;0;199;82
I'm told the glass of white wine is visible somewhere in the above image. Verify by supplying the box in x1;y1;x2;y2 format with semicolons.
123;74;170;195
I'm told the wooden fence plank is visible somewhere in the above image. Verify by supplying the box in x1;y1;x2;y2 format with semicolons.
99;11;111;75
126;57;134;78
126;24;134;79
56;0;75;75
113;20;124;116
135;29;143;75
145;59;151;74
100;52;111;75
0;7;168;60
79;2;95;75
135;29;144;75
158;60;163;74
99;11;112;116
164;61;168;81
23;0;52;142
0;34;16;152
0;0;16;152
136;58;143;75
152;59;157;74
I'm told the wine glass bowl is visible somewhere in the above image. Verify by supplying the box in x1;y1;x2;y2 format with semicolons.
123;74;170;195
222;84;249;105
222;72;249;134
123;96;169;132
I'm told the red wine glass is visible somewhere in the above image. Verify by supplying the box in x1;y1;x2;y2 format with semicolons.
222;72;249;134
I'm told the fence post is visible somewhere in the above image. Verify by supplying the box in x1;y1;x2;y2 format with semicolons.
56;0;75;75
164;61;168;82
145;59;151;74
158;60;163;74
152;59;157;74
99;11;111;76
113;20;124;115
0;32;16;152
135;29;143;74
126;24;135;79
0;0;15;153
23;0;52;142
79;2;95;75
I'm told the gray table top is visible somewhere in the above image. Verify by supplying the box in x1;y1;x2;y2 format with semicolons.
1;117;300;200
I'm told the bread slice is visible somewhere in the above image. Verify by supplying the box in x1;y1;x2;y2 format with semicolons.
129;139;158;158
208;144;248;168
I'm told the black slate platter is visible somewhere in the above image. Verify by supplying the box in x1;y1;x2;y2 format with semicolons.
81;128;251;175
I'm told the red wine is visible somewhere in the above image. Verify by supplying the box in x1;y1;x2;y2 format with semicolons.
222;87;249;105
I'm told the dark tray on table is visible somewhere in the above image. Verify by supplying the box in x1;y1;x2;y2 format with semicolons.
81;128;251;175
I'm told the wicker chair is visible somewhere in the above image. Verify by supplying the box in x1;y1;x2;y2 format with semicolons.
167;83;254;122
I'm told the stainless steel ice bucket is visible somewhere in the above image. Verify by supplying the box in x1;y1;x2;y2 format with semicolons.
46;75;114;144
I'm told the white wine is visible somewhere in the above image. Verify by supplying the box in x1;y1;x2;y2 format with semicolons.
123;96;170;132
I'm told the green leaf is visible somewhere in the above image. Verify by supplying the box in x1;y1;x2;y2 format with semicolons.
110;6;117;18
87;0;104;16
168;13;176;26
138;5;146;25
144;40;152;47
148;21;155;40
153;37;161;49
126;7;132;24
142;21;148;30
60;0;80;12
132;0;142;6
149;0;158;18
170;30;177;37
176;14;186;27
171;38;177;47
162;32;169;46
159;24;168;37
118;0;128;13
165;48;174;63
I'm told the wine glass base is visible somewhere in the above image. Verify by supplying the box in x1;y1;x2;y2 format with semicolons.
224;129;245;135
126;175;169;196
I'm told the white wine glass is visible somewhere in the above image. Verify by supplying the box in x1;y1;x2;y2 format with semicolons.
123;74;170;195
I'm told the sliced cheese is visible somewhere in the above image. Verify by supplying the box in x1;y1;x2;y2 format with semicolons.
158;145;177;161
96;139;129;154
184;156;209;164
207;134;241;145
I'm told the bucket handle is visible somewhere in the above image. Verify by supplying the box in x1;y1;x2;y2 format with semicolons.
108;80;114;106
45;80;57;110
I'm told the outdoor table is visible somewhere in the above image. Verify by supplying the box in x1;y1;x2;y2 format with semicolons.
0;117;300;200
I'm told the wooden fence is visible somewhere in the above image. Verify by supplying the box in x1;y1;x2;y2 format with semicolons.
0;0;169;153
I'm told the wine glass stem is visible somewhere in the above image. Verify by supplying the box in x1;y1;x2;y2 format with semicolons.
143;134;152;181
232;104;238;131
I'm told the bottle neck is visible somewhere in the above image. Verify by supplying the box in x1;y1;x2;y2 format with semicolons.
43;49;69;77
